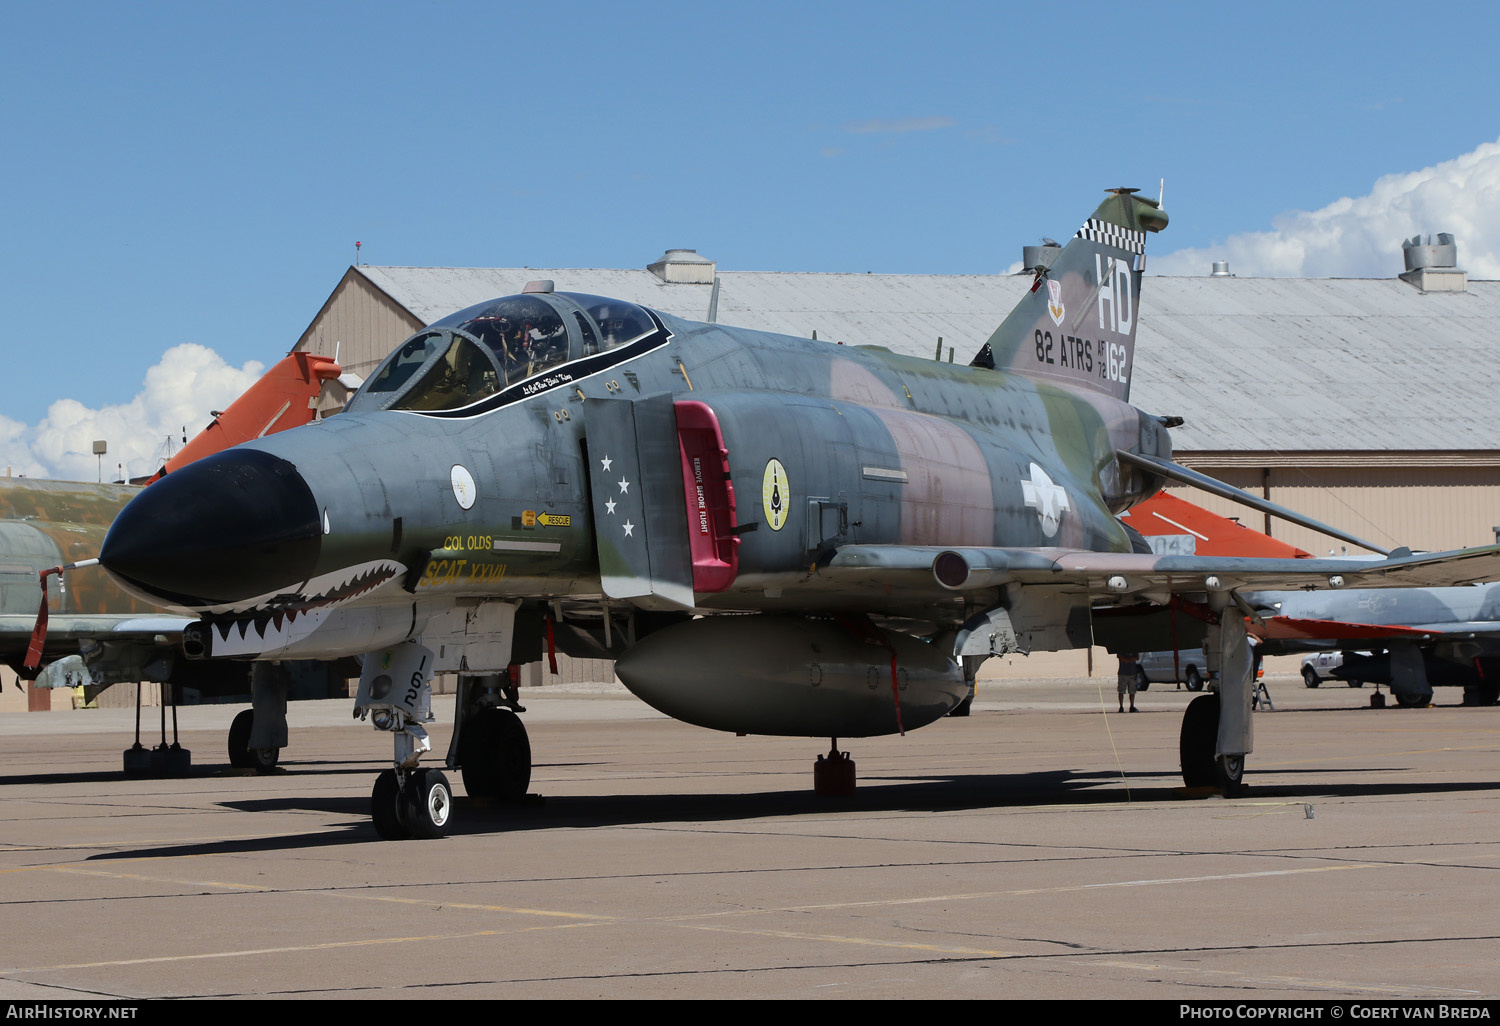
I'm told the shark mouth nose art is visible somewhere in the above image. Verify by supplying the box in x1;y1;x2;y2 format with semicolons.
100;448;324;609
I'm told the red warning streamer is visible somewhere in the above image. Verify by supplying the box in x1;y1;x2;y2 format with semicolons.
543;615;558;675
22;558;100;673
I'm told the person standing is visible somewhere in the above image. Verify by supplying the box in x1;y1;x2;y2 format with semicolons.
1118;653;1141;713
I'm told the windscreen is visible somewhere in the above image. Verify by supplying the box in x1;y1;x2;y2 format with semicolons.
390;334;502;411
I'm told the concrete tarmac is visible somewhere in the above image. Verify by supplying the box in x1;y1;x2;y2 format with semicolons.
0;676;1497;1001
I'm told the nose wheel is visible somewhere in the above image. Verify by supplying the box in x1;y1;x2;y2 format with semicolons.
371;767;453;840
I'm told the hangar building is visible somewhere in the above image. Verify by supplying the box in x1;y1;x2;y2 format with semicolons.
292;241;1500;679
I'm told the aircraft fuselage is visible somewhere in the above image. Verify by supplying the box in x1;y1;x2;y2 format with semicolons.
101;300;1168;650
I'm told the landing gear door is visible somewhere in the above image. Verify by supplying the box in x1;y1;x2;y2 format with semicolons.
584;394;695;611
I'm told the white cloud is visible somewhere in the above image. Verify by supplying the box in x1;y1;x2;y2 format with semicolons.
1152;138;1500;278
2;344;264;482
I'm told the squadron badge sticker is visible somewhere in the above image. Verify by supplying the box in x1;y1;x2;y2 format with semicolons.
1046;279;1066;327
762;458;789;531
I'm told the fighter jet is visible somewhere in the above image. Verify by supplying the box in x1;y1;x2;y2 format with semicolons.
3;351;353;771
1119;494;1500;706
1249;587;1500;706
93;190;1500;839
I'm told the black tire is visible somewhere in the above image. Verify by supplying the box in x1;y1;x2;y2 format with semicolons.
1180;693;1247;795
1180;693;1219;787
371;769;410;841
228;709;253;768
228;709;280;773
947;695;973;718
1216;753;1245;797
1347;680;1364;689
404;769;452;839
1185;668;1205;692
1303;667;1320;689
1134;669;1150;692
1394;692;1430;709
459;708;532;801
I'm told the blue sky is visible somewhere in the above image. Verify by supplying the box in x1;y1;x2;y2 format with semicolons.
5;0;1500;477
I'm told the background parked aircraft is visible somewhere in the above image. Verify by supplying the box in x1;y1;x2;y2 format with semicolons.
2;352;355;771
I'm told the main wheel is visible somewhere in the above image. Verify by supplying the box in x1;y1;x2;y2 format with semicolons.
1394;691;1430;708
227;709;280;772
1216;752;1245;797
459;708;532;801
1347;679;1365;688
404;768;452;839
1185;668;1205;692
1180;693;1219;788
947;695;973;717
371;769;410;840
1463;682;1499;706
1179;692;1246;795
1134;669;1150;692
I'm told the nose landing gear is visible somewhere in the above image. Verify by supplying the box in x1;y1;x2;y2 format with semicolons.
357;641;451;840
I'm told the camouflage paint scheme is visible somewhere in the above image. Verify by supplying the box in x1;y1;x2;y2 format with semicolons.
93;191;1500;828
0;480;170;670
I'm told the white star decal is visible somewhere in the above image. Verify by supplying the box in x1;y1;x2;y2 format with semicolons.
605;498;617;515
600;455;613;472
618;477;630;494
1021;462;1071;538
622;520;635;537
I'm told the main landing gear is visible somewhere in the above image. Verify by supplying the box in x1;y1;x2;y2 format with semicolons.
458;707;532;801
1177;594;1253;797
450;670;534;803
227;709;280;772
1179;693;1244;796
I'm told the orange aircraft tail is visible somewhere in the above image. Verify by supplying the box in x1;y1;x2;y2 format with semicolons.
146;352;343;484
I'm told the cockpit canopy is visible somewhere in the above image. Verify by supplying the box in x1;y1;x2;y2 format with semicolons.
347;292;658;414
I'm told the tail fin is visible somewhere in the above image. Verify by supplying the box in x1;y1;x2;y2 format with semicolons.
972;189;1167;402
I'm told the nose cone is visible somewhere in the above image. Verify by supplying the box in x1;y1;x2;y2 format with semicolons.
101;448;322;608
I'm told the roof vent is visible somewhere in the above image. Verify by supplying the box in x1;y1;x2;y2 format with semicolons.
1400;234;1467;292
648;248;716;284
1021;239;1062;273
1210;261;1232;277
1403;233;1457;271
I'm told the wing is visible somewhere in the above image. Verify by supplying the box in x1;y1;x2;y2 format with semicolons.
0;614;191;668
1254;615;1500;643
